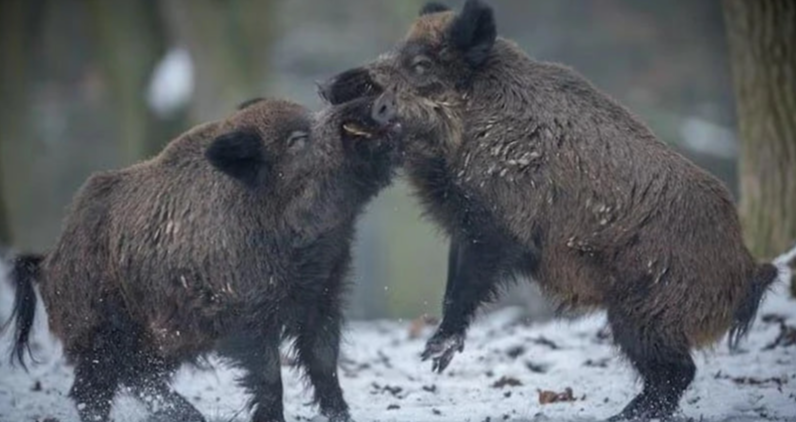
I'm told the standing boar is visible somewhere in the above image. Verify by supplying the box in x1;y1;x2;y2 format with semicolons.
2;95;401;422
320;1;796;420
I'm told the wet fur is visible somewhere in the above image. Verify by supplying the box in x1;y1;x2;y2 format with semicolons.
322;1;787;420
4;98;398;422
2;253;43;369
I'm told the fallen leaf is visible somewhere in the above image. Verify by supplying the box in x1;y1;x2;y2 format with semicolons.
595;326;612;343
491;376;523;388
408;314;439;339
381;385;403;397
538;387;577;404
761;313;786;324
506;345;525;359
525;361;548;373
531;336;559;349
731;376;786;387
764;323;796;350
422;384;437;393
584;358;609;368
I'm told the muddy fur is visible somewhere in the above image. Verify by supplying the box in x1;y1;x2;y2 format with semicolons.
320;1;794;420
2;97;400;422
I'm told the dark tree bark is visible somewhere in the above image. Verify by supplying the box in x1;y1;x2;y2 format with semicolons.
0;0;41;247
724;0;796;293
86;0;171;162
160;0;275;122
0;165;11;246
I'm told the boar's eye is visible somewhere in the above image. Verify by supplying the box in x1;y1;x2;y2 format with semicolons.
410;55;434;76
287;130;309;151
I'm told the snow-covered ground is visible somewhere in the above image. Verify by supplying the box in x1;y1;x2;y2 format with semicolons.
1;258;795;422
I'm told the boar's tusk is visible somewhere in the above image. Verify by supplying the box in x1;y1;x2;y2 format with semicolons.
343;123;372;138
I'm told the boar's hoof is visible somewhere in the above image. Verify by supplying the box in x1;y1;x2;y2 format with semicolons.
326;413;355;422
606;393;679;422
146;406;206;422
606;415;676;422
147;414;205;422
421;330;466;373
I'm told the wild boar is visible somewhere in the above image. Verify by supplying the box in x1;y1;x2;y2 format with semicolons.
319;1;796;420
2;94;401;422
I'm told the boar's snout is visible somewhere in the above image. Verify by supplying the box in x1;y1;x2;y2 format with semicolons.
338;92;402;142
371;92;396;126
319;67;382;105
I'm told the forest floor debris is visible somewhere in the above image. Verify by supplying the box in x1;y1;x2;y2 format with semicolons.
2;281;795;421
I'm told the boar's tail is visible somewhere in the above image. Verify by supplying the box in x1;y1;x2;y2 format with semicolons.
1;253;44;369
728;243;796;351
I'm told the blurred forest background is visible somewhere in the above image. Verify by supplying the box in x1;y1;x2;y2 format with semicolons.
0;0;789;319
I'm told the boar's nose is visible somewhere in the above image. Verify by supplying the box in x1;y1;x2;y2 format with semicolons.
318;68;381;105
371;93;396;126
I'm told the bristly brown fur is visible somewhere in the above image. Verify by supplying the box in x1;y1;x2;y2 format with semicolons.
6;97;399;422
321;0;783;420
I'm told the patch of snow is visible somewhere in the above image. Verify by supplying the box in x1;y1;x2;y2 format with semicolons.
0;258;11;325
146;47;194;118
679;117;738;160
774;244;796;286
1;267;795;421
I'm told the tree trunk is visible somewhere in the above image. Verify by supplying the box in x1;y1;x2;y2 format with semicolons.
159;0;275;122
0;0;41;248
86;0;170;163
0;166;11;246
724;0;796;294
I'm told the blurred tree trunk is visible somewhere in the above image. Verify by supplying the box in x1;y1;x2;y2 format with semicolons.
160;0;275;122
0;166;11;246
724;0;796;294
86;0;171;163
0;0;41;247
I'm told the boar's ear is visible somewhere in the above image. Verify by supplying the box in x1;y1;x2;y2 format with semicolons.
206;130;268;187
420;2;450;15
449;0;496;68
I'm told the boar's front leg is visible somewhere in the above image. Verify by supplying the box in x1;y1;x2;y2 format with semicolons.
296;266;352;422
422;232;508;373
218;329;285;422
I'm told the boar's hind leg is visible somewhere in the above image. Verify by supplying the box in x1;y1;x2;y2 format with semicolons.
130;369;205;422
422;233;509;373
69;344;122;421
296;272;352;422
607;308;695;421
218;330;285;422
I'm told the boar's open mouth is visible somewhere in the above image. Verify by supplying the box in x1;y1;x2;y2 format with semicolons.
319;68;383;106
339;115;399;142
338;95;400;143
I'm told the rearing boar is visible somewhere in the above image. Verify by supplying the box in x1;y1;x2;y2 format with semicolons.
2;95;401;422
320;1;796;420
